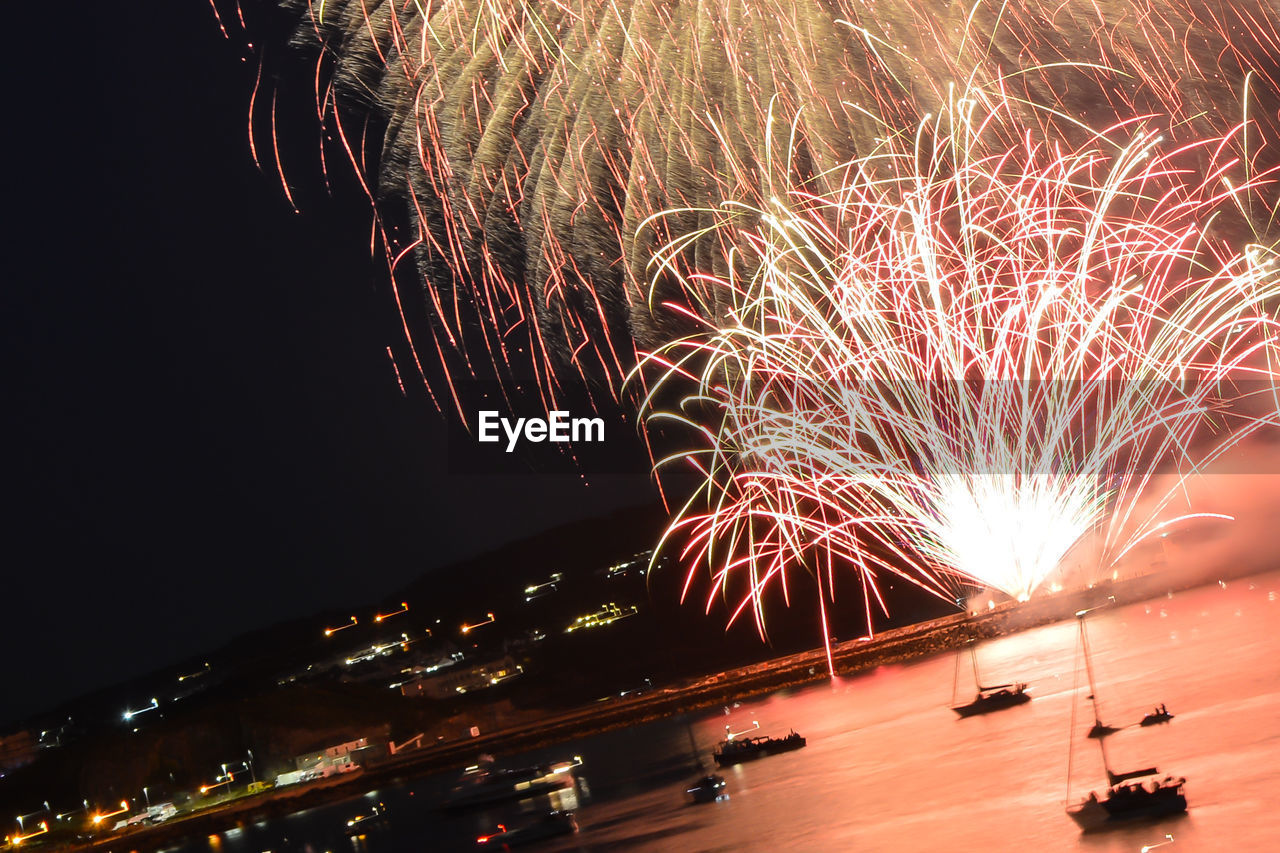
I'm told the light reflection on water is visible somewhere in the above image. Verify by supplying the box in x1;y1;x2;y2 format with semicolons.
172;573;1280;853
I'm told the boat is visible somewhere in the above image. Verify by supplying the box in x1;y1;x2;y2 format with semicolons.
1066;767;1188;831
686;773;727;804
1065;610;1188;831
475;811;578;847
949;643;1031;717
344;801;388;834
712;730;806;766
443;757;581;810
1139;706;1175;727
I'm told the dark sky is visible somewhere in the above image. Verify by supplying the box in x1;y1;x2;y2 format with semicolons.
2;3;654;726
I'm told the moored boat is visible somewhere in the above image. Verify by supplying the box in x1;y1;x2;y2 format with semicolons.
950;682;1032;717
1066;770;1187;831
712;730;806;766
949;643;1032;717
686;773;727;803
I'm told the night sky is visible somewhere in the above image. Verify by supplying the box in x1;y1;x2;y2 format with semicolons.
3;3;654;726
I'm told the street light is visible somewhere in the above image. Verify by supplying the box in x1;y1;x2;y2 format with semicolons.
123;698;159;722
7;821;48;847
461;613;496;634
177;662;211;683
54;801;89;822
324;616;358;637
198;778;232;796
217;759;254;785
375;602;409;623
15;804;50;831
90;801;130;826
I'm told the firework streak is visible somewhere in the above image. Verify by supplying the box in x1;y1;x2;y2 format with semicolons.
216;1;1280;639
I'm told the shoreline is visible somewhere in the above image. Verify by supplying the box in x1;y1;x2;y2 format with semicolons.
65;563;1271;852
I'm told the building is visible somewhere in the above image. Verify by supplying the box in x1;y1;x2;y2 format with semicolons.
400;655;524;698
294;737;372;770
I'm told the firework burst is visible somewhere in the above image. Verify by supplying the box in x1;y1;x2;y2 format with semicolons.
636;91;1280;646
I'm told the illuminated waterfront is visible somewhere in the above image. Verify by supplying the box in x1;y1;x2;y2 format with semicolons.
165;571;1280;852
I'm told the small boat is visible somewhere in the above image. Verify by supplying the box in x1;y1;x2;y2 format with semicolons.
686;774;727;803
476;811;578;847
712;730;806;766
344;802;388;834
1139;706;1174;727
949;644;1031;717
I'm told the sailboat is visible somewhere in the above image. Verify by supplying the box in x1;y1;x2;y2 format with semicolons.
949;642;1031;717
1065;610;1187;831
1076;607;1121;738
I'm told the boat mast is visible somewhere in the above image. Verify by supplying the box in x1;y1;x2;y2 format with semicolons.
1067;612;1112;803
1076;611;1107;731
1096;728;1115;782
1066;623;1081;802
951;645;962;705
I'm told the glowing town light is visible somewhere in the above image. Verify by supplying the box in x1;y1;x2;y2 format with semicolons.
564;603;639;633
461;613;496;634
374;602;409;623
90;802;130;826
199;778;232;796
8;821;49;846
324;615;358;637
122;698;158;722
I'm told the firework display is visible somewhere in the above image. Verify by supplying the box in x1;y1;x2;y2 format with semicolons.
636;93;1279;644
215;0;1280;633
